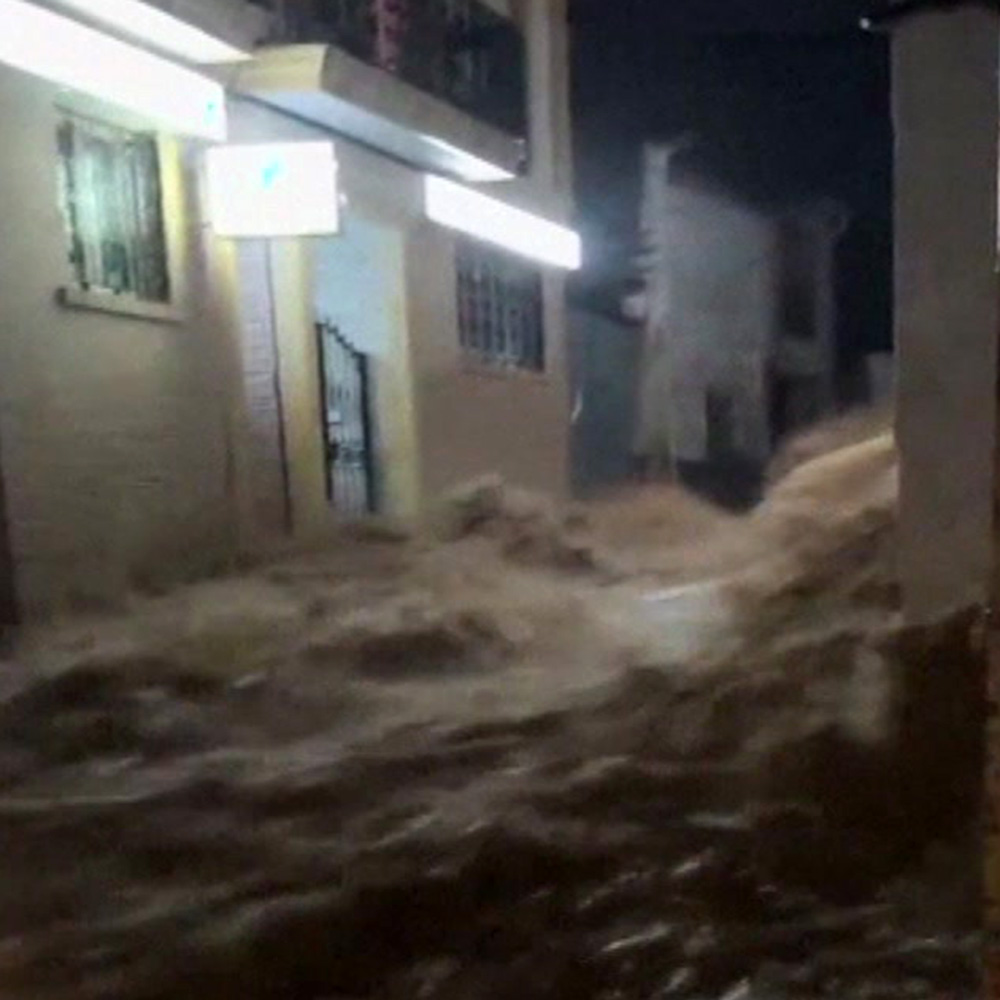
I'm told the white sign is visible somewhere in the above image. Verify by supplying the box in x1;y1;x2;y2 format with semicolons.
207;143;341;239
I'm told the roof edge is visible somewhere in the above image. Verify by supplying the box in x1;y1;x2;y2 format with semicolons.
861;0;997;30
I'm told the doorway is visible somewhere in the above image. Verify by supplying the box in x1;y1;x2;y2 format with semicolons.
705;387;736;461
316;320;376;516
314;214;409;519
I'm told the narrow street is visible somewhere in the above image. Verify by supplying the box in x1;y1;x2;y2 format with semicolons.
0;422;981;1000
0;0;994;996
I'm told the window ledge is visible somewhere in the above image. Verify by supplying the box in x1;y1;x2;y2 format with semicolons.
459;355;550;384
57;287;184;325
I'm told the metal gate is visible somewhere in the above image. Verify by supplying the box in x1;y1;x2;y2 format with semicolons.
316;320;376;516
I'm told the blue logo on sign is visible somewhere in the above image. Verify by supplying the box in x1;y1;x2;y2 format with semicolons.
261;160;282;190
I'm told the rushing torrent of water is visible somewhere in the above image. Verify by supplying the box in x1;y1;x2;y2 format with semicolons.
0;417;984;1000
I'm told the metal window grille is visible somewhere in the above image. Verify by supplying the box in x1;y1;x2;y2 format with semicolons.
56;112;170;304
456;238;545;372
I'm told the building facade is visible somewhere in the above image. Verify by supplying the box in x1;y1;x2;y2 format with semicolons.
0;0;577;619
632;148;846;500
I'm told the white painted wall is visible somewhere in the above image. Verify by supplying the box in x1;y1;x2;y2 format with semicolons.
638;184;779;466
315;218;398;356
403;0;574;507
0;0;575;615
0;64;242;614
235;240;290;537
314;215;416;519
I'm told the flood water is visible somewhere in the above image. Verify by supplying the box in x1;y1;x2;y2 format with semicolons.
0;458;982;999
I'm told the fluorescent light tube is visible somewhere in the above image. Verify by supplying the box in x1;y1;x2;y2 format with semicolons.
0;0;227;140
425;175;582;270
49;0;248;64
422;136;514;183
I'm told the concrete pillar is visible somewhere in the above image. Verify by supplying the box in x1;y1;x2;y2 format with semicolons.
267;238;334;539
518;0;572;209
893;8;999;621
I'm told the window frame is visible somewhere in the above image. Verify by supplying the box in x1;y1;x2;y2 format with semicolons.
455;236;546;375
55;108;174;313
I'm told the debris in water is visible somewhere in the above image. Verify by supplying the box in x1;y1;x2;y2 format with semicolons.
0;413;983;999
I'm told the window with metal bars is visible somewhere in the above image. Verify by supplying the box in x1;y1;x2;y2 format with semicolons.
55;112;171;304
456;238;545;372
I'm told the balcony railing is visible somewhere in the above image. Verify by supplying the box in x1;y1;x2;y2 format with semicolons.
249;0;528;138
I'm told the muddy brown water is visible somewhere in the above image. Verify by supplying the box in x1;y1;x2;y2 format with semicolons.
0;584;982;1000
0;441;983;1000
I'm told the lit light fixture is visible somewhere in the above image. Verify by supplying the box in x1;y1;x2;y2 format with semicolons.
49;0;249;64
422;136;515;184
207;143;340;238
0;0;226;139
424;176;582;270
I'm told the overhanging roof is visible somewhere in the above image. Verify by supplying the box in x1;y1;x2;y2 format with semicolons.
860;0;997;30
229;44;525;183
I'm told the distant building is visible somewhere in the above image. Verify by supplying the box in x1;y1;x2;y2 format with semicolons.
632;145;847;502
0;0;576;619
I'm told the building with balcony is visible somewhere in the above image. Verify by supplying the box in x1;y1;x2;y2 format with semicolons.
0;0;577;620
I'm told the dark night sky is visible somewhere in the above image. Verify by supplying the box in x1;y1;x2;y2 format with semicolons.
569;0;895;359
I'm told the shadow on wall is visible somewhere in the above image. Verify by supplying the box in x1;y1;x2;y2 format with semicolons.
569;307;642;497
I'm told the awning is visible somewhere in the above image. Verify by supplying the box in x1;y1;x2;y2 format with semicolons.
229;43;525;183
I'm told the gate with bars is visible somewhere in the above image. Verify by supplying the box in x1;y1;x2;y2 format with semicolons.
316;320;376;516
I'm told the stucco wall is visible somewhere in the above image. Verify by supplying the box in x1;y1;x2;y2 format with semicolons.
644;187;779;465
406;224;571;507
569;309;641;496
402;0;574;508
0;65;242;615
0;0;574;614
314;216;417;519
228;86;573;521
893;9;999;621
228;0;574;517
225;99;424;528
234;239;292;539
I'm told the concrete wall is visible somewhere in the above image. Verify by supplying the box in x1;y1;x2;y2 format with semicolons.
642;187;779;466
0;0;573;615
772;207;843;421
234;239;291;538
893;9;999;621
314;216;415;519
0;73;421;614
400;0;574;508
315;218;400;357
0;64;242;615
405;224;571;506
225;98;422;530
229;55;574;521
569;309;641;496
